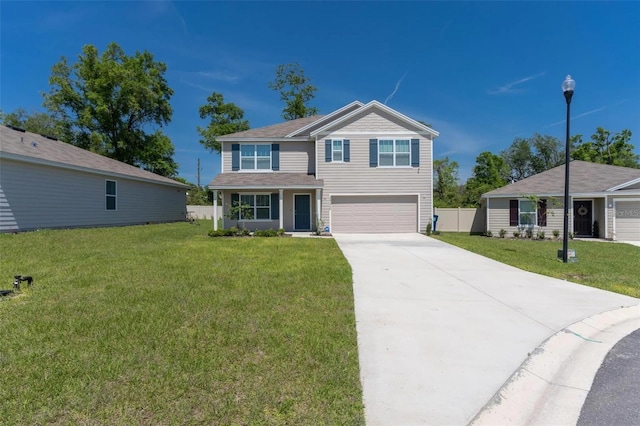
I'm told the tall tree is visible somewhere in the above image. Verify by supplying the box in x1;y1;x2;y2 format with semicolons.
433;157;461;207
571;127;639;168
1;107;63;139
501;133;564;181
464;152;509;206
268;63;318;120
43;42;177;177
197;92;250;154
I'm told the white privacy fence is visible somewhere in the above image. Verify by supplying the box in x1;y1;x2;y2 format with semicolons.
187;205;223;221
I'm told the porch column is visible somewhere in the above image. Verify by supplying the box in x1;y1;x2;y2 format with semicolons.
316;189;322;230
213;190;218;230
279;189;284;230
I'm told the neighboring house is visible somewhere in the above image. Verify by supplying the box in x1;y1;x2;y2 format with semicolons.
0;125;188;233
482;161;640;241
207;100;439;233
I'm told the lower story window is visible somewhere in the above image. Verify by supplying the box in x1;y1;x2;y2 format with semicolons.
240;194;270;220
106;180;117;211
519;200;536;225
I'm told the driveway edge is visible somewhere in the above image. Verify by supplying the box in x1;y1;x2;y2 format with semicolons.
470;304;640;426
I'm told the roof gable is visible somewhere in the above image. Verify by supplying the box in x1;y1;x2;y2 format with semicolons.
0;125;187;187
483;161;640;198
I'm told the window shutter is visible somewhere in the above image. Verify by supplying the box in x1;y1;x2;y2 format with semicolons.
232;144;240;171
411;139;420;167
509;200;518;226
271;193;279;220
537;199;547;226
344;139;350;162
271;144;280;171
325;139;332;162
369;139;378;167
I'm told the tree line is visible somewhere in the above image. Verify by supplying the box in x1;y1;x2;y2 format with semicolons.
1;42;318;182
435;128;639;208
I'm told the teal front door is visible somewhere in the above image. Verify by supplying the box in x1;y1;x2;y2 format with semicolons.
294;194;311;230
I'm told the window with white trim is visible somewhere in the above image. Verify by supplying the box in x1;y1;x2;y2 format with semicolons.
240;144;271;170
332;140;343;162
106;180;117;210
519;199;536;225
379;139;410;167
239;194;271;220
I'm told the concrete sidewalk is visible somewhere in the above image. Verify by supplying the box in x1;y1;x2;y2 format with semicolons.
333;233;639;426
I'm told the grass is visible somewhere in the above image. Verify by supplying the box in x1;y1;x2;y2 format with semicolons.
0;222;364;425
432;233;640;298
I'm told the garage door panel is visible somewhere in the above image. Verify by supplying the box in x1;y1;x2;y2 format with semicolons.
616;201;640;241
332;195;417;233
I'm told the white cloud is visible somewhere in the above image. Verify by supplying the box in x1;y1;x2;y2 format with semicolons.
487;72;546;95
543;106;607;128
384;70;409;105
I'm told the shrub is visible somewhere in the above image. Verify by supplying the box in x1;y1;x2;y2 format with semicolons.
593;220;600;238
525;228;533;239
485;230;493;237
513;231;521;238
537;229;546;240
254;229;278;237
553;229;560;239
277;228;285;236
569;232;574;240
426;221;433;236
499;229;507;238
208;229;233;237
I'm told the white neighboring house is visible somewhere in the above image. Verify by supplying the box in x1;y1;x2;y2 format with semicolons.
0;125;188;233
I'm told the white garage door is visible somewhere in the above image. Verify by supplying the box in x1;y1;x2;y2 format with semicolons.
331;195;418;233
615;201;640;241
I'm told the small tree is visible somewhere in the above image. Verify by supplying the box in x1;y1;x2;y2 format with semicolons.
225;200;253;230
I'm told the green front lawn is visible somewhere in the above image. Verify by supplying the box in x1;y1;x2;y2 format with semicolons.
433;233;640;298
0;222;364;424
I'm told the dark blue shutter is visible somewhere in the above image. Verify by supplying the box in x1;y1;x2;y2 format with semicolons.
325;139;332;162
271;144;280;171
271;193;279;220
369;139;378;167
510;200;518;226
344;139;350;162
411;139;420;167
231;144;240;171
232;193;240;219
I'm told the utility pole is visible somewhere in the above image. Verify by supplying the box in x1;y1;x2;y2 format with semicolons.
197;158;201;187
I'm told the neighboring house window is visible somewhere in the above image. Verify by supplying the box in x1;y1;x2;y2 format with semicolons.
332;140;343;162
509;199;547;226
378;139;411;167
106;180;117;211
239;194;271;220
240;144;271;170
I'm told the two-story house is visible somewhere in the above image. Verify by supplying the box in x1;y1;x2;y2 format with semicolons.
208;100;439;233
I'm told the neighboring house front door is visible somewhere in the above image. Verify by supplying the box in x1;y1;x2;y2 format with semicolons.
573;200;593;237
294;194;311;230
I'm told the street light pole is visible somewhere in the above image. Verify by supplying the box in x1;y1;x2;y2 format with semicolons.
562;75;575;263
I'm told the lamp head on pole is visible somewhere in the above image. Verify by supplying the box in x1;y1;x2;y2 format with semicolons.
562;75;575;104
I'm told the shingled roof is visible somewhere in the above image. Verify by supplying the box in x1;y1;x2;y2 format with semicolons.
209;173;322;189
216;115;325;139
0;125;187;188
483;161;640;197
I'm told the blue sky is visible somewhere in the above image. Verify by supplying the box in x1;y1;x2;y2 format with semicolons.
2;1;639;185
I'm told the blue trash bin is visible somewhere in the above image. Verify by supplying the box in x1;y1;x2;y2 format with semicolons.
433;215;439;232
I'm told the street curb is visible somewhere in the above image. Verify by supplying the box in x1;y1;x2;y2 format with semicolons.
469;304;640;426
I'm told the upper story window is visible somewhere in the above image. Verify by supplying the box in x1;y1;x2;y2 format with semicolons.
379;139;410;167
105;180;117;211
332;140;343;162
241;144;271;170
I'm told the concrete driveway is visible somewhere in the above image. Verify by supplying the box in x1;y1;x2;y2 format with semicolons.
333;233;639;426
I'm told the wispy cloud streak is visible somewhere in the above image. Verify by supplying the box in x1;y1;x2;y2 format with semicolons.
487;72;545;95
384;70;410;105
543;106;607;127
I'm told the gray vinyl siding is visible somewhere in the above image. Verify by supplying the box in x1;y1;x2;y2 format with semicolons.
317;112;432;232
220;189;316;231
221;141;315;174
0;159;186;232
486;197;565;236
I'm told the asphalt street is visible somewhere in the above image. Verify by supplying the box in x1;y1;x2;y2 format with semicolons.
578;328;640;426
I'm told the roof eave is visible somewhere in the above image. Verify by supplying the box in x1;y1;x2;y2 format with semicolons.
285;101;365;137
215;137;309;142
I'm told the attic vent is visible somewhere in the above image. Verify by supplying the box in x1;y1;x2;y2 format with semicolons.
31;141;38;147
6;124;26;132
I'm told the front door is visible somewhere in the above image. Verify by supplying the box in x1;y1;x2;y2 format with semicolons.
573;200;593;237
294;194;311;230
